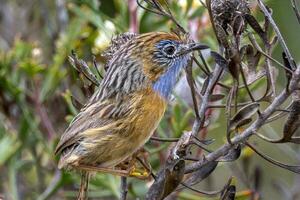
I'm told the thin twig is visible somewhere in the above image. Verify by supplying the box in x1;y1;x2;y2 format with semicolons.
208;102;251;109
239;64;261;115
191;64;224;137
246;142;300;173
150;136;179;142
248;33;292;73
198;51;211;73
192;56;209;76
92;55;103;79
257;0;297;70
198;0;207;8
190;141;212;153
265;102;293;123
120;177;128;200
291;0;300;24
186;61;200;119
180;182;221;196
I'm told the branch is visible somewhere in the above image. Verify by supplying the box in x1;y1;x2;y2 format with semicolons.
185;64;300;173
257;0;296;70
190;60;224;137
120;177;128;200
137;1;300;199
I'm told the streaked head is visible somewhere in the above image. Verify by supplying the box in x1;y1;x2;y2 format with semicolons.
130;32;208;81
132;32;208;99
99;32;208;100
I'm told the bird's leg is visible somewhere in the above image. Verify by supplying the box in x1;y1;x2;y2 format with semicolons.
77;171;90;200
123;148;152;179
135;148;152;175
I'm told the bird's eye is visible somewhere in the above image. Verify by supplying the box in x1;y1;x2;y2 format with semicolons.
163;45;176;57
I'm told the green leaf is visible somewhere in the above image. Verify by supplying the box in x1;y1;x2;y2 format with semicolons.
69;3;112;35
40;17;85;102
19;61;44;77
0;134;21;165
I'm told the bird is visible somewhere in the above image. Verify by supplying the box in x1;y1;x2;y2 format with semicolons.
54;32;208;199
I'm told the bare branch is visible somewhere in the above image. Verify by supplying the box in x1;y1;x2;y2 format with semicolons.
120;177;128;200
257;0;297;70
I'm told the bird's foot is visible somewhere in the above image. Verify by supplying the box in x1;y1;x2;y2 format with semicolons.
128;165;150;179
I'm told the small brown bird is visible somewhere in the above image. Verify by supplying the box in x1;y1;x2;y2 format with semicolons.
55;32;208;199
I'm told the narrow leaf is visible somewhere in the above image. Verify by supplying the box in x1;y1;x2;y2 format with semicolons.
218;145;241;162
245;14;267;44
211;51;228;69
246;142;300;174
209;94;225;102
146;159;185;200
182;161;218;187
278;100;300;143
229;102;260;132
220;185;236;200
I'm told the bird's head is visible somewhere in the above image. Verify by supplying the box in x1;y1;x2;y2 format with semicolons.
101;32;208;100
132;32;208;99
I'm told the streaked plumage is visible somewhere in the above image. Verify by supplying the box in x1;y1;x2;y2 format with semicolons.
55;32;208;199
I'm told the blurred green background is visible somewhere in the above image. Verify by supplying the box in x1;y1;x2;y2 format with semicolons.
0;0;300;199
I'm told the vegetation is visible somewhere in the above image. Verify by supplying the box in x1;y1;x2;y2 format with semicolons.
0;0;300;199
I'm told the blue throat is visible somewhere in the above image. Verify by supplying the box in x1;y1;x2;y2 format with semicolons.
153;59;187;99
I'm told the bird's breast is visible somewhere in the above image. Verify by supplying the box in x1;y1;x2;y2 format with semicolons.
129;88;167;143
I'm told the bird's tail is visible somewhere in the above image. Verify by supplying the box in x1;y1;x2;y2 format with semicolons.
77;171;90;200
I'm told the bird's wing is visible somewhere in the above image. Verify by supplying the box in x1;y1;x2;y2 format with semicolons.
54;97;131;155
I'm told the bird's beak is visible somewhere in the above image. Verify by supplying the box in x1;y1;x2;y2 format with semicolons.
188;43;209;51
179;43;209;55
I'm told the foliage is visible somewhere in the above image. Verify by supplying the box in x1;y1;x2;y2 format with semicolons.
0;0;300;200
